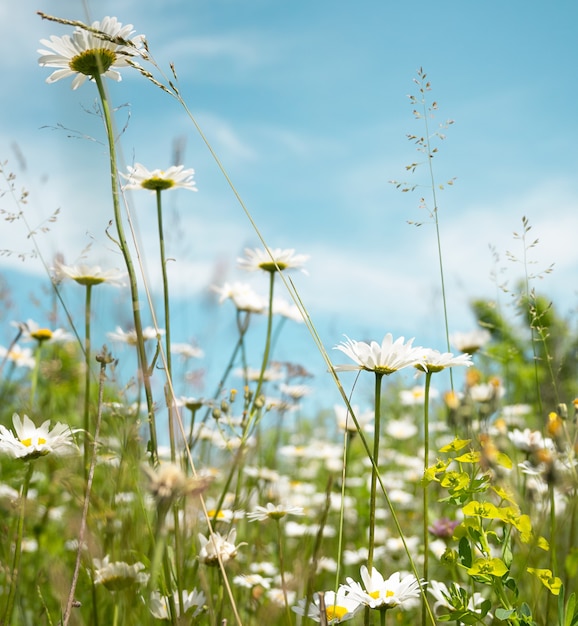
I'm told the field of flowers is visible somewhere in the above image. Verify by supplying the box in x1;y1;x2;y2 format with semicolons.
0;12;577;626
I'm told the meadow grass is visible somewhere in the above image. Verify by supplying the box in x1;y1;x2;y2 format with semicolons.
0;11;576;626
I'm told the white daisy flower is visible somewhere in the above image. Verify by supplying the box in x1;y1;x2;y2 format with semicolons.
53;260;126;287
0;344;36;369
292;589;363;624
247;502;304;522
38;16;145;90
450;328;491;354
197;528;243;565
212;281;267;313
237;247;309;274
342;566;423;610
149;588;206;620
0;414;78;460
121;163;197;192
92;555;149;590
415;348;473;373
334;334;425;375
107;325;164;345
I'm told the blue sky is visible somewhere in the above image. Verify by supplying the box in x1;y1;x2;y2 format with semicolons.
1;1;578;409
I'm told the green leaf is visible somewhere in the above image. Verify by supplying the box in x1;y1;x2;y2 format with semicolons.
459;536;472;568
495;608;515;619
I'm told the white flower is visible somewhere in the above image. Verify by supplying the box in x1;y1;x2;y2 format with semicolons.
384;417;418;440
334;404;374;433
0;414;78;460
280;384;313;399
171;342;204;359
0;344;35;369
237;247;309;273
293;589;363;624
14;319;73;344
272;296;305;322
342;566;423;610
53;260;126;287
149;588;206;620
450;329;491;354
107;325;164;345
399;385;440;406
233;574;272;589
121;163;197;192
428;580;490;618
38;16;145;90
334;334;425;375
92;555;149;590
508;428;553;453
247;502;304;522
415;348;473;373
198;528;243;565
212;281;267;313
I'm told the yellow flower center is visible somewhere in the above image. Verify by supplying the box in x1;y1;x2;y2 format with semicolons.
369;590;380;599
70;48;117;77
31;328;53;342
326;605;348;620
258;261;288;272
21;437;46;447
73;276;106;286
141;177;175;191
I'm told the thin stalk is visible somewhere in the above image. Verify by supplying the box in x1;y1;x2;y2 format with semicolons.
2;461;34;625
63;349;111;626
422;370;433;626
83;283;92;478
274;519;293;626
93;72;158;463
249;271;276;420
155;189;173;382
368;372;384;572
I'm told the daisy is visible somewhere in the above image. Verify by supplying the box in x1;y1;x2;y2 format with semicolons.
342;566;423;610
292;589;363;624
212;281;267;313
171;342;204;359
272;296;305;322
334;334;425;375
53;260;126;287
247;502;304;522
237;247;309;274
0;344;35;369
38;16;145;90
0;414;78;460
415;348;473;373
107;325;164;345
233;574;272;590
14;319;73;344
149;588;206;620
334;404;374;433
399;385;440;406
121;163;197;192
197;528;244;566
450;328;491;354
92;555;149;590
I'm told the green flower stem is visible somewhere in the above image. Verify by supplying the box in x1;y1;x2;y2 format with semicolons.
2;461;34;625
250;271;276;420
93;72;158;463
83;283;93;477
30;341;43;407
422;370;433;626
274;518;293;626
368;372;384;572
63;350;109;626
155;189;173;382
